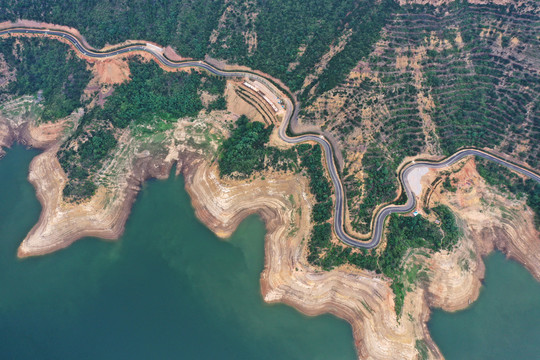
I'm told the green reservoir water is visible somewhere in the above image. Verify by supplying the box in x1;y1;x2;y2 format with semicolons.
429;252;540;359
2;146;540;360
0;145;356;360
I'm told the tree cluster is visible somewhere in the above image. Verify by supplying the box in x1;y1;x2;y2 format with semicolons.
58;129;117;201
218;115;273;177
0;38;91;121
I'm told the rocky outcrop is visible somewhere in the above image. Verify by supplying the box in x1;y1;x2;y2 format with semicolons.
18;148;134;256
183;157;540;359
16;143;204;257
184;161;423;359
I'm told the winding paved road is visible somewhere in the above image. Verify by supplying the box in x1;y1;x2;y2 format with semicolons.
2;27;539;249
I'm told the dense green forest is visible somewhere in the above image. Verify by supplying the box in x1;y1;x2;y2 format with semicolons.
219;0;396;97
350;146;399;233
298;144;332;204
0;38;91;121
59;126;117;200
219;115;274;177
99;60;203;128
1;0;224;59
218;116;306;178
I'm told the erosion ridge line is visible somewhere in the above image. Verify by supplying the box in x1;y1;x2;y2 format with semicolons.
1;25;539;250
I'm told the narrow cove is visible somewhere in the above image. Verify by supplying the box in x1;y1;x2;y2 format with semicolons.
0;145;356;359
1;146;539;359
429;251;540;359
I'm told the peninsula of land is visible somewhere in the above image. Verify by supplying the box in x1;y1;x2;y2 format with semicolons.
1;20;539;360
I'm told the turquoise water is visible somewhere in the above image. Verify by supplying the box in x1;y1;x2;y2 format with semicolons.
0;145;356;360
2;146;540;360
429;252;540;359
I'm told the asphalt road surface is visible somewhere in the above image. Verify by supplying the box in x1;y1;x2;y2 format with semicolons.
2;27;538;249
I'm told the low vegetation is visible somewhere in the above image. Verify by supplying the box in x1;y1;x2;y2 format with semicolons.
415;340;429;360
442;177;457;193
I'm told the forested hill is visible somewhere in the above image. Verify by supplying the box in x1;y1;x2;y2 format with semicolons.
2;0;538;316
3;1;537;103
1;0;396;96
3;0;538;218
2;1;538;183
298;1;540;235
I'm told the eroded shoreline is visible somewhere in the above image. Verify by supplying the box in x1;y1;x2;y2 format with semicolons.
0;21;539;360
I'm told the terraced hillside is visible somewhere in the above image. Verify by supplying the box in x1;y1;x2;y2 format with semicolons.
299;1;540;235
2;0;538;245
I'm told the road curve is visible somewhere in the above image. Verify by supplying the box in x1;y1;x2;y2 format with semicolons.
2;27;539;249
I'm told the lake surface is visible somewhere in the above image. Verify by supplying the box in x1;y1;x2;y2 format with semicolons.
0;145;356;360
429;253;540;359
1;146;539;360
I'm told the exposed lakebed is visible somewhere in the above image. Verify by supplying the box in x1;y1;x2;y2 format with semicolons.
1;146;539;359
0;145;355;359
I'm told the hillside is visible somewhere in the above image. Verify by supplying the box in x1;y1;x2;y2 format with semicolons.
0;2;539;358
298;1;539;235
